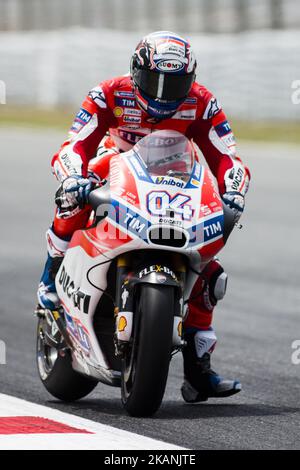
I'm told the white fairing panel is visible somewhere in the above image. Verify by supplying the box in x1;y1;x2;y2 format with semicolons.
55;234;143;380
56;245;112;372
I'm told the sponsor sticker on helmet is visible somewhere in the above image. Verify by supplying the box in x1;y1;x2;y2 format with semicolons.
167;44;186;57
156;38;186;57
156;59;185;72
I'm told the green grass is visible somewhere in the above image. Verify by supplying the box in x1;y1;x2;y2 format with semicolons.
231;121;300;145
0;106;299;144
0;106;75;130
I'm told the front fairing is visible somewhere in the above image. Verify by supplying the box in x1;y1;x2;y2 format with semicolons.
105;138;225;260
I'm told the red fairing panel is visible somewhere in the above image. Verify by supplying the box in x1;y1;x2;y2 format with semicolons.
108;154;141;209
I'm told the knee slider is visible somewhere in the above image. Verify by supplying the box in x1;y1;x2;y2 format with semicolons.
212;271;228;301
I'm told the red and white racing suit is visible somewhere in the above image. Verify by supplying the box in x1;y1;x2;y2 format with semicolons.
50;75;250;331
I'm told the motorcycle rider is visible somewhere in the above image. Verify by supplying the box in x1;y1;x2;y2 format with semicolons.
37;31;250;403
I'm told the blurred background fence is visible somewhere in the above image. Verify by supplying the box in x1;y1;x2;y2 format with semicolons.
0;0;299;121
1;0;300;33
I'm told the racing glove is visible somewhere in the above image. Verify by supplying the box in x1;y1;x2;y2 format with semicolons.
55;175;93;214
222;191;245;223
222;157;250;223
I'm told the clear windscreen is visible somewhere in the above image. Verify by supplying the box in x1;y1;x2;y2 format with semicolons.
132;130;195;182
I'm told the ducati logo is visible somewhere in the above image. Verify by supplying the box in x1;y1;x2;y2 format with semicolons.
58;267;91;314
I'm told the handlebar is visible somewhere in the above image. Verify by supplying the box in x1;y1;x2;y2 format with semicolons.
88;186;111;211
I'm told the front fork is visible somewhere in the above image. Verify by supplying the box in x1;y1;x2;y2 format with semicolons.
113;253;186;357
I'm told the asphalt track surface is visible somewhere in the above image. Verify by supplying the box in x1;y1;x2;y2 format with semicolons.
0;127;300;450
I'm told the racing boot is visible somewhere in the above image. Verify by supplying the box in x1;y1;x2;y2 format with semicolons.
181;329;241;403
37;228;69;310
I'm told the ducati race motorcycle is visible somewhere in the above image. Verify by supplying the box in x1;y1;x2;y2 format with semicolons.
36;130;236;417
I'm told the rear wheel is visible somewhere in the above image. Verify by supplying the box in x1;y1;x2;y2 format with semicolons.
121;284;175;417
36;315;97;401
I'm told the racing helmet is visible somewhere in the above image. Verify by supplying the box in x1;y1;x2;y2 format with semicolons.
130;31;197;120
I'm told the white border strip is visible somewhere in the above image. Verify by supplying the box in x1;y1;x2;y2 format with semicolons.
0;394;185;450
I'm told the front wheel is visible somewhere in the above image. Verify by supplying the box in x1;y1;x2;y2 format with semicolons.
36;316;97;401
121;284;175;417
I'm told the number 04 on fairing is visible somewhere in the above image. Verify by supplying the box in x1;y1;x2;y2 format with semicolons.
36;130;236;417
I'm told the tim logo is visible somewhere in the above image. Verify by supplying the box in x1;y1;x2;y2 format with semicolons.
0;80;6;104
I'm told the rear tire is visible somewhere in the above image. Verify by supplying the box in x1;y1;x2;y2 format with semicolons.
121;284;175;417
36;316;97;401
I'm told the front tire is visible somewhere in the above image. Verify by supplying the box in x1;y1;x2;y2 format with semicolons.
36;316;97;401
121;284;175;417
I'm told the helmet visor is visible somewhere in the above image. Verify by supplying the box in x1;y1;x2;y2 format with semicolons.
133;68;195;101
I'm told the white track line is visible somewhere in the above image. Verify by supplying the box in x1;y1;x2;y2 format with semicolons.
0;394;185;450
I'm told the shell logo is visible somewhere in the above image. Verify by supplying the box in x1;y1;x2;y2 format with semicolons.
114;107;124;118
177;321;182;338
118;316;127;332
